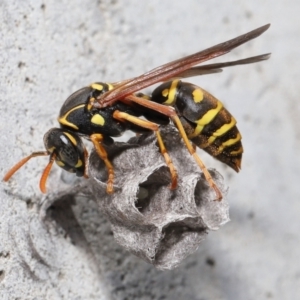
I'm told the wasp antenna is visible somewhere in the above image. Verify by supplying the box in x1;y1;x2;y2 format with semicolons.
3;151;49;182
39;153;56;193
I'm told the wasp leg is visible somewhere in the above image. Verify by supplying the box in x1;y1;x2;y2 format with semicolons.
155;130;178;189
192;142;197;152
125;95;222;201
83;148;89;179
113;110;178;190
90;134;114;194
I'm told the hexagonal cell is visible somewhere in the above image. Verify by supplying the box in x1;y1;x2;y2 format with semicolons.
88;125;229;269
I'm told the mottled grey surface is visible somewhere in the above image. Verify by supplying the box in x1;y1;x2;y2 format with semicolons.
88;126;229;270
1;0;299;299
37;125;229;272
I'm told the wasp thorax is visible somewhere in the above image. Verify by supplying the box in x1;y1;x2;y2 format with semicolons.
43;128;86;177
59;83;113;115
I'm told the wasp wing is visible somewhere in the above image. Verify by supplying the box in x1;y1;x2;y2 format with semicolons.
95;24;270;108
175;53;271;79
112;53;270;84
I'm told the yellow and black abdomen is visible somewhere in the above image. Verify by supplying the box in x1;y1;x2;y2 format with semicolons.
151;80;243;172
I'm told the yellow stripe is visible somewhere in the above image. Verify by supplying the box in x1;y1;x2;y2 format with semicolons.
86;97;95;111
90;82;114;91
187;124;203;139
230;148;243;155
215;132;242;154
91;114;105;126
58;104;85;130
187;101;223;138
63;132;77;146
163;80;179;105
207;117;237;144
90;83;104;90
107;83;114;90
197;101;223;126
192;88;204;103
162;89;169;97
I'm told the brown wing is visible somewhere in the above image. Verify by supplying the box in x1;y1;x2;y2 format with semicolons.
175;53;271;79
95;24;270;108
111;53;270;84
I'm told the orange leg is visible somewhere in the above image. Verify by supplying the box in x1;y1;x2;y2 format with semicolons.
113;110;178;190
192;142;197;152
83;148;89;179
125;95;222;201
90;134;115;194
155;130;177;189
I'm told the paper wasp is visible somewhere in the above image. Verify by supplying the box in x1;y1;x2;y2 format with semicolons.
3;24;270;200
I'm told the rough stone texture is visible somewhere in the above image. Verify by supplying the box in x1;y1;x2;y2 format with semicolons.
1;0;300;299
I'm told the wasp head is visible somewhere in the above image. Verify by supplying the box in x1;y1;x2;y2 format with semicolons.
3;128;87;193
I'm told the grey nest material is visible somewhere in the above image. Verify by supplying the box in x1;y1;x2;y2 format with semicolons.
88;125;229;270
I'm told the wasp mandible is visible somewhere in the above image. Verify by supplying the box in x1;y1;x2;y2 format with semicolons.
3;24;271;200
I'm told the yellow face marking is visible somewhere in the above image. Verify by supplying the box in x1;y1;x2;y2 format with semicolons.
192;89;204;103
215;133;242;154
58;104;85;130
75;159;83;168
63;132;77;146
91;114;105;126
47;146;55;153
56;160;65;167
162;89;169;97
163;80;179;105
207;117;237;144
187;101;223;138
90;83;104;90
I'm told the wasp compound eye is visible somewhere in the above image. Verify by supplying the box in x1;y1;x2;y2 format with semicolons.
43;128;86;177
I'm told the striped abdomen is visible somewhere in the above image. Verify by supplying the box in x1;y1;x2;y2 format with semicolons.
151;80;243;172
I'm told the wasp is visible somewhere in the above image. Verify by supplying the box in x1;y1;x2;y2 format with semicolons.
3;24;270;200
